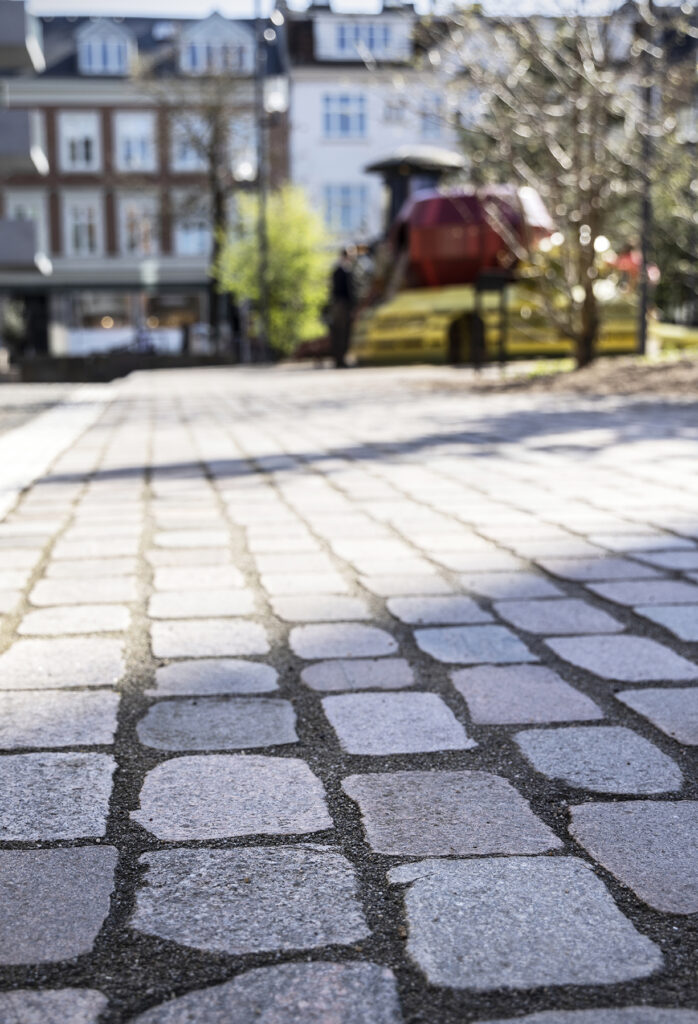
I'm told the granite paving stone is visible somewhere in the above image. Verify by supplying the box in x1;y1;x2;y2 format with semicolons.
387;595;493;625
132;754;332;838
152;565;245;591
587;580;698;607
0;568;32;589
154;529;230;548
137;697;297;750
546;635;698;682
301;658;415;691
0;753;115;839
451;665;603;724
388;856;662;989
515;726;682;793
537;557;661;581
290;622;398;659
18;604;130;635
46;556;137;578
415;625;537;664
148;589;255;619
150;618;269;658
131;846;368;954
0;847;117;963
0;690;119;748
149;658;278;695
255;552;337;574
569;801;698;914
0;989;108;1024
147;548;232;568
0;637;124;691
634;550;698;571
494;598;624;635
342;770;561;855
475;1009;698;1023
52;537;139;559
360;573;454;597
633;604;698;641
131;963;403;1024
616;688;698;745
261;571;351;595
0;588;20;613
322;692;475;754
29;576;138;606
271;594;371;621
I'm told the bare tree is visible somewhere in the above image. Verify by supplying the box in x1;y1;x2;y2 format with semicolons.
428;2;696;366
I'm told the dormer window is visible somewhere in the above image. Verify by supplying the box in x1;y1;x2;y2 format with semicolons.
178;14;254;76
77;19;135;76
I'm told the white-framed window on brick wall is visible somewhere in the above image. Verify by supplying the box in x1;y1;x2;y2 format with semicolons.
58;111;102;172
62;191;103;256
114;112;157;172
323;184;368;234
117;193;159;256
322;94;367;140
4;189;50;255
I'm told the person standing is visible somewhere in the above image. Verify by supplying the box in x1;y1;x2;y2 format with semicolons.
329;246;356;369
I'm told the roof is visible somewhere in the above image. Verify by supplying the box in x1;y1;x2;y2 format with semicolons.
365;146;466;174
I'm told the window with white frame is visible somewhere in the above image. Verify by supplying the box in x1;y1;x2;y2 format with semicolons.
58;111;101;172
4;190;49;254
173;195;211;256
77;21;133;76
181;41;247;74
323;184;368;234
420;93;443;140
170;114;208;172
114;112;157;172
62;192;103;256
322;94;367;140
178;14;254;76
229;114;257;180
117;194;159;256
336;21;391;57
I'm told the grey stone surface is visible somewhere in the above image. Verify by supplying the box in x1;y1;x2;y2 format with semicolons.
148;589;254;619
301;658;414;691
360;573;454;597
476;1009;698;1023
569;801;698;914
19;604;130;636
132;846;368;954
634;604;698;641
261;572;350;595
537;557;660;581
154;529;230;548
322;692;475;754
131;962;403;1024
387;596;492;625
152;565;245;591
388;856;662;989
587;580;698;607
0;989;108;1024
290;623;398;659
53;537;139;559
137;698;297;750
546;635;698;682
30;576;138;606
0;637;124;691
0;690;119;748
150;618;269;658
150;659;278;695
132;754;332;838
459;572;565;600
147;548;232;568
415;625;537;665
494;598;624;635
343;770;561;855
451;665;603;724
46;556;137;578
271;595;371;621
0;588;21;613
515;726;682;794
0;847;117;963
616;688;698;745
635;550;698;571
0;753;115;839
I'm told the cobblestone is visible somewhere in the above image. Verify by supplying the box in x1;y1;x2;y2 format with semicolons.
132;846;368;954
616;688;698;745
342;770;560;855
587;580;698;607
132;755;332;838
137;697;298;750
0;989;108;1024
458;572;565;599
301;657;414;691
148;589;255;618
451;665;603;724
132;963;403;1024
29;576;138;606
389;857;661;988
515;726;682;793
272;594;371;621
18;604;130;635
633;604;698;641
546;634;698;681
150;658;278;695
415;625;537;664
290;623;398;659
494;598;624;635
387;595;492;624
322;692;475;754
0;690;119;747
150;618;269;658
0;847;116;963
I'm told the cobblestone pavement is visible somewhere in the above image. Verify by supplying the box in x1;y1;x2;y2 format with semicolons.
0;366;696;1024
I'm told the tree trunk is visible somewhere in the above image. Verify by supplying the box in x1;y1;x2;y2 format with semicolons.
576;282;598;369
208;181;227;354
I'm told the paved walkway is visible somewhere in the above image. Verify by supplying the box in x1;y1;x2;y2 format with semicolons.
0;366;696;1024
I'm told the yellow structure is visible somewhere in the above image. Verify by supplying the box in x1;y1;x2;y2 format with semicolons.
352;284;640;365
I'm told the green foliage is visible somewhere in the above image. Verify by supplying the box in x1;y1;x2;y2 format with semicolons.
215;185;332;355
652;135;697;323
